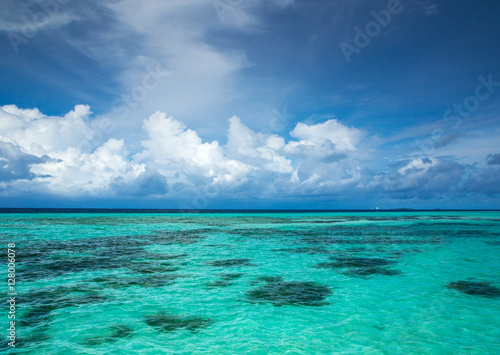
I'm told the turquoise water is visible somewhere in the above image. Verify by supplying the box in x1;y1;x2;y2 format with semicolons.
1;211;500;354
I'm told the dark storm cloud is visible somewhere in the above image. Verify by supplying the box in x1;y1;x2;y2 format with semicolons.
0;142;49;182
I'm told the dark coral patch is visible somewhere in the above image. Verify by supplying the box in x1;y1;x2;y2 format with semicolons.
206;280;233;288
246;278;332;306
144;312;213;333
343;267;402;278
16;233;193;282
314;256;400;278
16;228;202;282
108;324;134;339
149;230;209;245
20;304;57;327
127;275;179;288
82;325;134;346
250;276;283;285
128;262;180;274
272;246;333;255
91;274;179;289
206;258;256;267
206;272;244;289
446;281;500;298
20;286;111;327
219;273;244;280
328;256;396;267
141;253;188;260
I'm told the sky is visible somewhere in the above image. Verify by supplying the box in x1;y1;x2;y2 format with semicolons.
0;0;499;209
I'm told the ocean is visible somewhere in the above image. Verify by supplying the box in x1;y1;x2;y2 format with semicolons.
1;211;499;354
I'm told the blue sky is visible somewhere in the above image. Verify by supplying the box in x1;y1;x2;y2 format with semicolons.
0;0;499;209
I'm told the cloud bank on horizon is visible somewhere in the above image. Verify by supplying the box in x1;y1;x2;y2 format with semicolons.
1;103;499;208
0;0;499;208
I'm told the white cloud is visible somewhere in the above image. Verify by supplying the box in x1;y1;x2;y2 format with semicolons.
398;157;437;175
0;105;144;196
226;116;292;174
0;105;364;198
367;157;464;195
137;112;252;185
3;104;497;203
0;104;95;156
30;139;145;195
289;119;361;151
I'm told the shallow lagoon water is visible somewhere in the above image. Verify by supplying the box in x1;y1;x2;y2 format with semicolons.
1;211;500;354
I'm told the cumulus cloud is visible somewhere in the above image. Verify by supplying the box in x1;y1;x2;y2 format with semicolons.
367;157;464;196
283;119;363;188
1;104;498;204
0;105;145;196
284;119;364;191
0;142;49;182
0;104;95;155
289;119;361;151
136;112;252;186
0;105;364;198
29;138;145;195
226;116;292;174
398;157;438;175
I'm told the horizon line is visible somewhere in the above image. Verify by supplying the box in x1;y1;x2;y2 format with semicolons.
1;208;500;214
